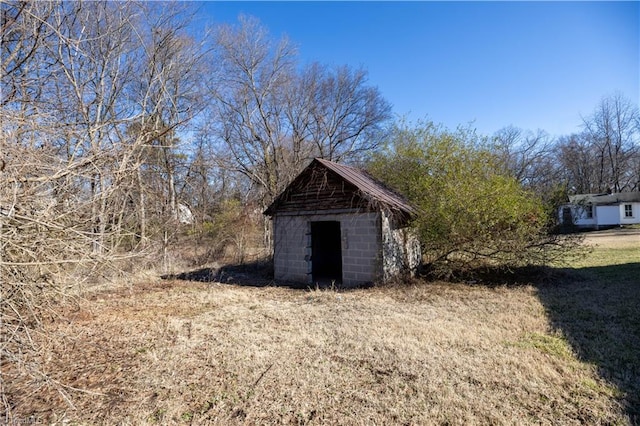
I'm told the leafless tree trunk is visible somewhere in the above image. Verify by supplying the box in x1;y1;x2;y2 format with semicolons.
204;16;392;250
0;0;206;418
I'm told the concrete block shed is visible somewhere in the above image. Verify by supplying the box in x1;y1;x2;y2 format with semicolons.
264;158;420;287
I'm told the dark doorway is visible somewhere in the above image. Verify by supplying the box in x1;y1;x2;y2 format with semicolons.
311;221;342;285
562;207;573;225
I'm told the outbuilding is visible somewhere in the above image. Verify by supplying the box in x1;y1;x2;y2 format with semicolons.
264;158;420;287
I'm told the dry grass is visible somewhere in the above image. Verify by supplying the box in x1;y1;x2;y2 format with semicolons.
4;232;638;424
581;227;640;251
538;228;640;425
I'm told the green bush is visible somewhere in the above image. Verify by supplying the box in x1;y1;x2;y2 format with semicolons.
369;121;574;277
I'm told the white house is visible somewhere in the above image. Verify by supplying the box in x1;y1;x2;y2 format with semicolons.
559;192;640;229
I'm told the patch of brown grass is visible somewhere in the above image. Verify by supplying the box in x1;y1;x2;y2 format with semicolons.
6;274;629;424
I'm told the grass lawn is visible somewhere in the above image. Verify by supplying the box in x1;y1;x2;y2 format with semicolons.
537;230;640;425
5;232;639;424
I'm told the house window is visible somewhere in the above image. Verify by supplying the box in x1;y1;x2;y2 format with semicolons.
584;205;593;219
624;204;633;218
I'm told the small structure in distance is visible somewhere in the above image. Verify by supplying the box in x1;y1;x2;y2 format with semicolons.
559;192;640;230
264;158;420;288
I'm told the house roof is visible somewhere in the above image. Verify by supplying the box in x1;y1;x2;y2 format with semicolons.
264;158;416;217
569;192;640;205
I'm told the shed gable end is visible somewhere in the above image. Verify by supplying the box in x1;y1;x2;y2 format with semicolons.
266;163;369;214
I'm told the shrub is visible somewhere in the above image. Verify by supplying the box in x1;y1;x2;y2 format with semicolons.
368;121;578;277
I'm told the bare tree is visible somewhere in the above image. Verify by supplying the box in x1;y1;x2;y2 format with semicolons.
493;126;559;191
207;15;298;205
582;93;640;192
1;1;206;418
300;62;392;162
1;1;131;417
126;3;208;260
205;15;392;211
1;1;55;107
631;151;640;191
554;132;598;194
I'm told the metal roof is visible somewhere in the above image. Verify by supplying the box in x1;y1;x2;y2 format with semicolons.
568;192;640;205
265;158;416;216
314;158;416;215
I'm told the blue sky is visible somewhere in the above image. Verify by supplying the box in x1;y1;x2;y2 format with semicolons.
195;1;639;138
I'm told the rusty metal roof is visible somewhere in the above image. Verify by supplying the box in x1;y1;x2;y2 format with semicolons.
265;158;415;216
315;158;416;215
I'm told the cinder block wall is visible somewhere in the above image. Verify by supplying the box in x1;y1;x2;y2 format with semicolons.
340;212;382;286
272;214;309;284
272;212;382;287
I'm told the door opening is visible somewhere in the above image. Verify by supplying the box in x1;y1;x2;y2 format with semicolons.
311;221;342;285
562;207;573;225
